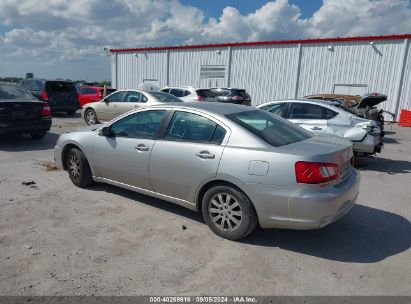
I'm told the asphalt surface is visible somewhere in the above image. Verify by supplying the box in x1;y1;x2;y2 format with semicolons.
0;112;410;295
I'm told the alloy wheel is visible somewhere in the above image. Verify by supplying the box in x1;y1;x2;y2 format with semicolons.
85;110;96;125
69;153;81;181
208;193;243;232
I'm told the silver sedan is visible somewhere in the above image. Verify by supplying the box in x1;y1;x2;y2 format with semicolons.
55;103;360;240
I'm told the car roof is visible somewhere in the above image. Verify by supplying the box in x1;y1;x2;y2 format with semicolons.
153;102;252;115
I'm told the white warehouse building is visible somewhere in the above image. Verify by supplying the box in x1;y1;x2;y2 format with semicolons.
110;34;411;119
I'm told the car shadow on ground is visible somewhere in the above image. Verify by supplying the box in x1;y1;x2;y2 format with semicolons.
243;204;411;263
355;157;411;174
0;132;59;152
52;111;81;118
86;183;410;263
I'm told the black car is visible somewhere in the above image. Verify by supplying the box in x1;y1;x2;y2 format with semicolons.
0;82;52;139
21;79;80;116
210;88;252;106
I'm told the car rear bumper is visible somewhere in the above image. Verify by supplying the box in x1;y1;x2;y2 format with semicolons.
250;169;360;229
0;118;52;135
352;133;383;154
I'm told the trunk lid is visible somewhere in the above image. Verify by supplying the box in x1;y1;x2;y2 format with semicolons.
0;100;44;121
279;135;354;182
357;93;387;108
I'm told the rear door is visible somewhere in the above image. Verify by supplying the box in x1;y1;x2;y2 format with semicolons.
149;110;227;202
92;109;168;189
287;103;329;135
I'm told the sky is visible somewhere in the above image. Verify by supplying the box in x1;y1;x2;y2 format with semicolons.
1;0;411;82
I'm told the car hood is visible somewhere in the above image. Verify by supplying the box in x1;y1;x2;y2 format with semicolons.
357;94;387;108
72;123;104;133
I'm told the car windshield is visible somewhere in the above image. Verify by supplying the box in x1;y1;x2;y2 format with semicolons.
151;91;183;102
227;110;312;147
0;83;35;100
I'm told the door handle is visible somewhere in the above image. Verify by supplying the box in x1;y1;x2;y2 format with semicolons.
135;144;149;152
196;151;215;159
311;126;323;130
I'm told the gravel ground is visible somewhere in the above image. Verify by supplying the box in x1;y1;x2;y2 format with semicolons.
0;113;410;296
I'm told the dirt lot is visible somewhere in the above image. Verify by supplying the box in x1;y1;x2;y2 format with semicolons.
0;113;410;296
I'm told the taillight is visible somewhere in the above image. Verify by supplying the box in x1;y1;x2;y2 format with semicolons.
232;95;244;101
197;96;205;101
295;161;340;184
41;102;51;117
40;91;49;101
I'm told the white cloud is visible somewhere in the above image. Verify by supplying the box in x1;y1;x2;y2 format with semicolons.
0;0;411;81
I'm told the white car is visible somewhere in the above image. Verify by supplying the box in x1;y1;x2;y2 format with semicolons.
257;99;384;156
160;86;217;102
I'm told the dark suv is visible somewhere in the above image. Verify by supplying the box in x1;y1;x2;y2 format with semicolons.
21;79;80;116
210;88;251;106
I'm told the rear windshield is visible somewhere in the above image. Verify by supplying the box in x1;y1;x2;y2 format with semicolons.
150;91;183;102
46;82;76;93
227;110;312;147
196;89;215;97
0;83;35;100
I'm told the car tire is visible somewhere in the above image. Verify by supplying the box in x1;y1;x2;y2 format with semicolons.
66;148;93;187
202;185;258;241
30;131;46;139
67;110;76;116
84;109;98;125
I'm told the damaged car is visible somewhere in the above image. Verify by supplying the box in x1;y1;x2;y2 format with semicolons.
257;99;383;156
304;93;395;129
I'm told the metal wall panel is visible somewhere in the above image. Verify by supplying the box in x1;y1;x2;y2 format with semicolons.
298;40;404;116
230;45;299;106
397;41;411;115
116;51;168;90
168;48;228;88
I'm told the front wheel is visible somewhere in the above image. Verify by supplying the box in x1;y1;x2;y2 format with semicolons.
202;185;258;241
84;109;98;125
66;148;93;187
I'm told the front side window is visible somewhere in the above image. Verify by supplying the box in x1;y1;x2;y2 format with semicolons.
227;110;311;147
165;111;226;144
288;103;324;119
105;91;126;103
260;103;288;118
125;91;142;102
109;110;167;139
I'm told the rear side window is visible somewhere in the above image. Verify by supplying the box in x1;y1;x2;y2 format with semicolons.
324;108;338;119
124;91;142;102
196;89;214;97
46;82;76;93
165;111;226;144
227;110;311;147
288;103;324;119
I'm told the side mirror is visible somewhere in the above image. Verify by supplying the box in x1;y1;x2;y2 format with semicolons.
103;98;109;103
100;126;112;137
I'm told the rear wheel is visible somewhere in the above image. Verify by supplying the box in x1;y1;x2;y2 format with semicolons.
67;110;76;116
202;185;258;241
66;148;93;187
85;109;98;125
30;131;46;139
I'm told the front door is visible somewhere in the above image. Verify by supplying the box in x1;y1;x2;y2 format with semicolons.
149;110;227;202
92;109;168;189
96;91;127;121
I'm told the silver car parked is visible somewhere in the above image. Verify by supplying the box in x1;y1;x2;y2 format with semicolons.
55;103;360;240
257;99;384;156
